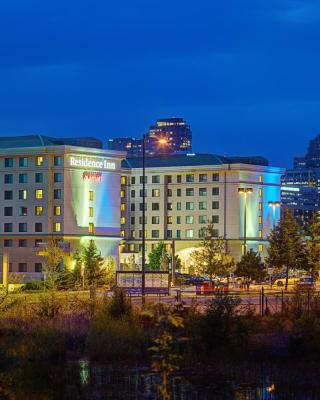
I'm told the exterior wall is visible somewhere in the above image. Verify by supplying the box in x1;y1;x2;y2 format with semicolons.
120;163;282;272
0;145;124;282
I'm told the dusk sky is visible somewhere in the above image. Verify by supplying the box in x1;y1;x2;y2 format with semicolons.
0;0;319;167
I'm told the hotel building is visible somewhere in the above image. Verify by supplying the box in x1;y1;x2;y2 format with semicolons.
0;135;125;282
120;154;283;272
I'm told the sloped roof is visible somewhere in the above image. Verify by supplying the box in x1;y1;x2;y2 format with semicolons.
0;135;102;149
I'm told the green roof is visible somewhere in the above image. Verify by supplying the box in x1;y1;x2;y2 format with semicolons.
0;135;102;149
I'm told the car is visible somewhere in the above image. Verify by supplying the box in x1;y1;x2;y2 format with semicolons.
274;277;299;287
184;276;210;286
295;277;316;290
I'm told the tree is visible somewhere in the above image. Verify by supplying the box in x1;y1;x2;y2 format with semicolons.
148;242;170;271
235;249;266;289
82;240;104;287
304;213;320;276
71;248;83;289
191;223;234;282
104;256;116;287
267;209;307;290
42;238;64;290
174;255;182;271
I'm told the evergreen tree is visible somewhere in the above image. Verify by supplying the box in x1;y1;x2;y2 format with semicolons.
304;213;320;275
71;248;84;289
82;240;104;287
235;249;266;289
267;209;307;290
148;242;170;271
191;223;234;282
42;238;64;291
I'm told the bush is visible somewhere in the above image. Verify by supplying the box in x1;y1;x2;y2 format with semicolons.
108;288;132;319
23;280;46;291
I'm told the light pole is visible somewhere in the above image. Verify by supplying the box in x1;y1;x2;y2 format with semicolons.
238;187;253;255
268;201;280;228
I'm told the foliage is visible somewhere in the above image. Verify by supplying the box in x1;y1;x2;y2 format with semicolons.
148;242;170;271
42;238;64;291
34;292;62;319
23;280;47;291
174;254;182;271
71;248;84;289
104;256;116;287
304;213;320;275
108;288;133;319
235;250;266;288
191;223;234;280
82;240;104;287
267;209;307;290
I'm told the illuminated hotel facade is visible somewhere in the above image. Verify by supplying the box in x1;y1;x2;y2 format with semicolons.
120;154;283;272
0;135;125;282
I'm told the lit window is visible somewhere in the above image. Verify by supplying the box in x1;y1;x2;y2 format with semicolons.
167;216;173;224
259;202;263;211
259;230;263;238
35;189;43;199
259;216;263;224
120;190;125;198
120;203;125;212
199;201;207;210
54;206;61;216
121;176;126;185
88;223;94;234
19;189;28;200
35;206;43;216
177;202;182;210
186;229;194;238
186;216;194;224
120;217;126;224
36;156;44;166
89;191;94;201
152;189;160;197
259;175;263;183
54;222;61;232
258;244;263;252
120;230;125;237
186;202;194;210
259;188;263;197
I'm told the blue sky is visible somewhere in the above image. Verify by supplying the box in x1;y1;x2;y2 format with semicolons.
0;0;319;167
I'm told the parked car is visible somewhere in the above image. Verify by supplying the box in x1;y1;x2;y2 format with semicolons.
274;277;299;287
295;276;316;290
184;276;210;286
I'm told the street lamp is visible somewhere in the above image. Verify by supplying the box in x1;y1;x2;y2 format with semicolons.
141;136;168;304
238;187;253;254
268;201;280;228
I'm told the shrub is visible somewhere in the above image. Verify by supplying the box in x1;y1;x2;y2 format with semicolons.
23;280;46;291
108;288;132;319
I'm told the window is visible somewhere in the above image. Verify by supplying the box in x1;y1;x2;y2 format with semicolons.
131;190;135;198
259;188;263;197
35;189;43;200
186;216;194;224
35;223;43;232
4;223;13;232
19;239;27;248
177;216;181;224
19;157;28;167
167;216;173;224
152;216;160;224
54;173;62;183
259;216;263;224
167;189;172;197
212;187;219;196
139;216;147;224
199;215;207;224
212;173;219;181
186;229;194;238
89;207;93;217
186;188;194;196
18;263;27;273
186;174;194;183
4;174;13;184
130;231;136;239
36;156;44;166
139;230;147;238
54;206;61;216
4;191;13;200
167;230;172;239
35;263;42;273
19;174;28;183
35;173;43;183
120;217;126;224
5;158;13;167
120;230;125;238
19;190;28;200
259;229;263;238
259;175;263;183
139;189;147;197
120;190;126;198
140;176;147;184
35;206;43;216
199;174;207;182
55;222;62;232
212;201;219;209
140;203;147;211
152;175;160;183
9;263;12;272
54;189;62;199
121;176;126;185
131;177;136;184
54;156;63;166
176;230;181;239
167;203;173;211
177;188;181;197
131;203;135;211
199;201;207;210
199;228;206;238
259;202;263;211
212;229;219;237
19;207;28;216
120;203;125;212
152;230;160;238
152;203;160;211
186;202;194;210
89;191;94;201
177;202;182;211
4;207;13;216
19;223;27;232
212;215;219;224
165;175;172;184
35;239;43;247
199;188;207;196
4;239;13;247
130;217;135;225
258;244;263;252
177;175;182;183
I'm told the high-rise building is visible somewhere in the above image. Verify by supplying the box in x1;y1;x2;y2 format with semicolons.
106;117;192;157
281;134;320;224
